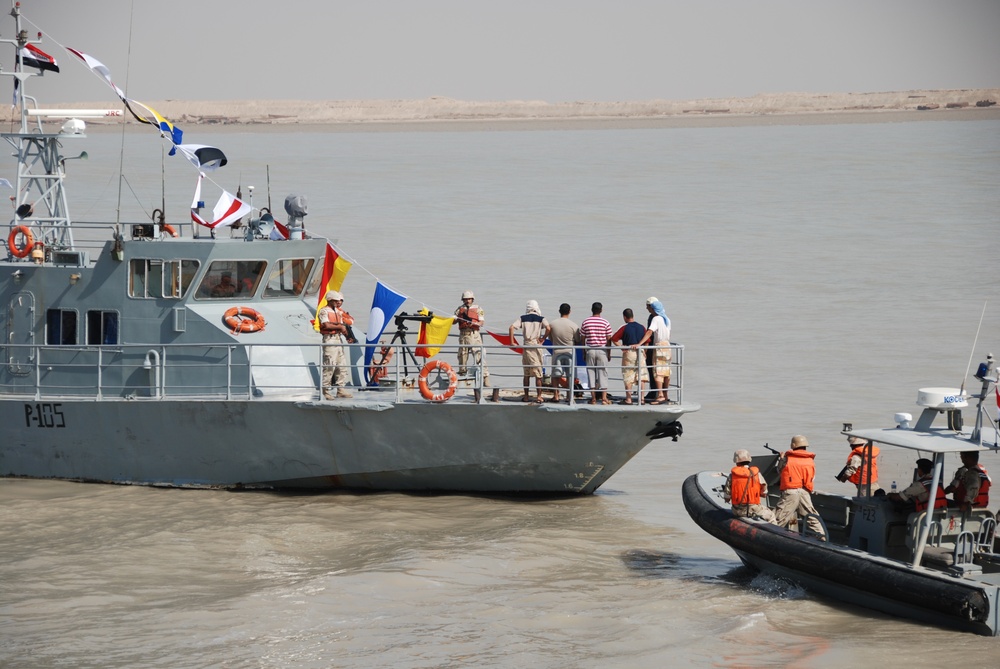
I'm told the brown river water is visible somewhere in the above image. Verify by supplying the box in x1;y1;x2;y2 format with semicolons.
2;115;999;667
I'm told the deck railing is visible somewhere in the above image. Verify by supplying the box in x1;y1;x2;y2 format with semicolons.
0;340;686;405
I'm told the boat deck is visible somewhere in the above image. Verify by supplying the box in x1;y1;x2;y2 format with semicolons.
0;339;695;409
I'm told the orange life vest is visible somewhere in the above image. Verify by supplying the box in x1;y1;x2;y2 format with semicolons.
730;465;763;506
780;449;816;492
325;307;354;327
846;444;879;486
456;305;481;331
955;464;991;508
915;476;948;511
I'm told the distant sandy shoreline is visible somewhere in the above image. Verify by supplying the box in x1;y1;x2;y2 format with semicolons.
17;89;1000;131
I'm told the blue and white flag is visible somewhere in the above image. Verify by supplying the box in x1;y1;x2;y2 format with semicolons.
364;281;407;382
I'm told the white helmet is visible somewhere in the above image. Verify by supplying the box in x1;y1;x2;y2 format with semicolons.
325;290;343;302
461;290;474;300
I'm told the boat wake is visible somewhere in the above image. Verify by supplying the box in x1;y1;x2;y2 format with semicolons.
619;548;754;585
747;571;809;600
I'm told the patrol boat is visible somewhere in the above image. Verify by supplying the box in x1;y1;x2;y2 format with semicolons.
683;354;1000;635
0;3;698;494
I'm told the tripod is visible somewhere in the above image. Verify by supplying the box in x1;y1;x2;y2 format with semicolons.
383;322;423;379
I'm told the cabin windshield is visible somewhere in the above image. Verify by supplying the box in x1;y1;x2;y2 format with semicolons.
196;261;267;299
263;258;315;298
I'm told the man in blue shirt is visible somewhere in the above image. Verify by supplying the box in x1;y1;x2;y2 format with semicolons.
611;308;648;405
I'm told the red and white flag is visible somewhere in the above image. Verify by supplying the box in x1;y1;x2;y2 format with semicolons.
66;47;124;98
190;174;251;229
269;219;290;240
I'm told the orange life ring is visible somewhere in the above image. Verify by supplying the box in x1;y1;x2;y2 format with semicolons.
369;346;394;385
223;306;266;333
161;223;179;238
8;225;34;258
418;359;457;402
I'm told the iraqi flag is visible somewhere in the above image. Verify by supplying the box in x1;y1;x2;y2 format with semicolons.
19;44;59;73
13;44;59;105
364;282;407;383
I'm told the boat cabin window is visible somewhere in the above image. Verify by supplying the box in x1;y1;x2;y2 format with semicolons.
45;309;77;345
263;258;316;298
196;260;267;299
305;260;325;297
87;311;119;345
129;259;200;299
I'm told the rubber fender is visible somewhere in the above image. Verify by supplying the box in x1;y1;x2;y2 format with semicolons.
647;420;683;441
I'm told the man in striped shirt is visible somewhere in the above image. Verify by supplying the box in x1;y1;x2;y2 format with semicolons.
580;302;613;405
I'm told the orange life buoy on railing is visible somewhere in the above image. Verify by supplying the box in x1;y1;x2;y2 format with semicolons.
418;359;457;402
8;225;34;258
161;223;179;238
223;306;266;333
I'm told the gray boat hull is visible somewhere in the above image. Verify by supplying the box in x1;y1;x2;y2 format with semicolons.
3;398;687;493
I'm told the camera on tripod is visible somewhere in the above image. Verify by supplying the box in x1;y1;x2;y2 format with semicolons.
394;312;434;329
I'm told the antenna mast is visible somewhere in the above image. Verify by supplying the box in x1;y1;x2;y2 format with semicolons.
1;1;78;251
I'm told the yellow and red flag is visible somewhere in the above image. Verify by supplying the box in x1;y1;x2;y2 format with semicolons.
313;244;353;330
415;308;455;358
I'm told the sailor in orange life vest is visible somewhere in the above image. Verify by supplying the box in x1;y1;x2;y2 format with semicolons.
317;290;355;400
944;450;992;513
454;290;490;387
723;449;776;522
887;458;948;511
774;435;827;539
836;435;881;496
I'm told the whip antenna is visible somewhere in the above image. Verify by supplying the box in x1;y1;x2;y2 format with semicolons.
960;300;988;395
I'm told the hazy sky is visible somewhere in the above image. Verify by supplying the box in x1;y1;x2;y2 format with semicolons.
7;0;1000;104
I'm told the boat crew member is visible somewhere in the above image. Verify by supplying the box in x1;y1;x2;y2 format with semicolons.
723;449;776;522
580;302;613;405
836;435;881;496
211;272;237;298
641;296;659;402
548;303;580;404
945;451;991;513
454;290;490;388
509;300;551;404
774;435;827;539
631;298;671;404
318;290;354;400
610;308;647;405
888;458;947;511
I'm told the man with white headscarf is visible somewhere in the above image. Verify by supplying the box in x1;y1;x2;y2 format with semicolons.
631;298;672;404
509;300;551;403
